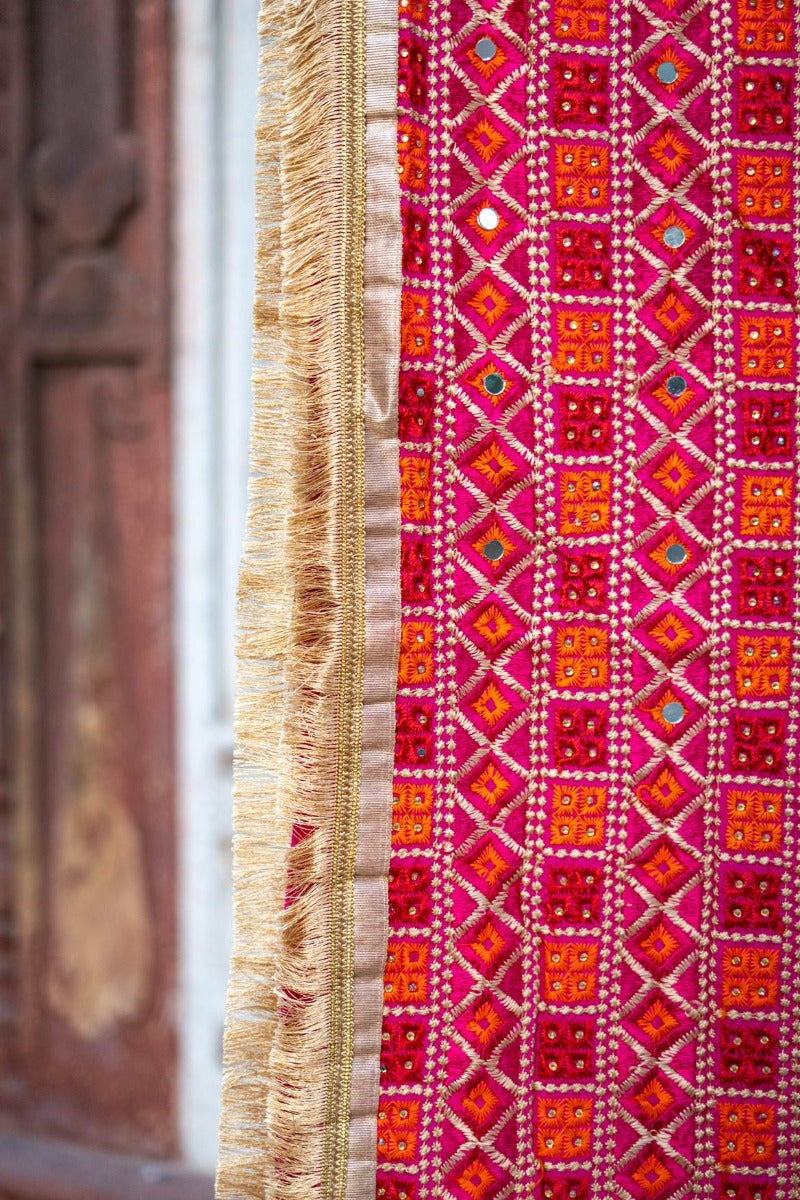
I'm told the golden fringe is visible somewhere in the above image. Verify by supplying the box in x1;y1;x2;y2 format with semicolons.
216;0;361;1196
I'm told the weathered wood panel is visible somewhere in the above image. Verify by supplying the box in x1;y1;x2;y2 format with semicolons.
0;0;177;1158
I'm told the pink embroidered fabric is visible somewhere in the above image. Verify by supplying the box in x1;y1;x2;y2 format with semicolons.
377;0;800;1196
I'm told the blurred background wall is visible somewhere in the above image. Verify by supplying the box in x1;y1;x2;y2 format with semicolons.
0;1;258;1194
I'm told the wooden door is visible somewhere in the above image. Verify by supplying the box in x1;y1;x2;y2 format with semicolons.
0;2;207;1192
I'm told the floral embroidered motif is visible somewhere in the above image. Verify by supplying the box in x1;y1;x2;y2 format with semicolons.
731;712;785;775
735;553;792;616
737;233;793;298
401;206;430;278
741;391;793;458
556;385;612;449
398;35;427;108
722;867;781;932
720;1022;778;1087
558;551;608;611
381;1017;427;1084
553;227;611;293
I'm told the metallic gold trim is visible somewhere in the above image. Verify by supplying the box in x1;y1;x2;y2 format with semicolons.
346;1;402;1197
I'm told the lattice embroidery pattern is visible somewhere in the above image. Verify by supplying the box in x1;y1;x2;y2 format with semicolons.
375;0;800;1196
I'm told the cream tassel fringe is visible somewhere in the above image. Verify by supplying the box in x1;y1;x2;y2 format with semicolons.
215;0;364;1196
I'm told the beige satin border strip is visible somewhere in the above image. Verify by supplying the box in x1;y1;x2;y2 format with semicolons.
346;3;401;1198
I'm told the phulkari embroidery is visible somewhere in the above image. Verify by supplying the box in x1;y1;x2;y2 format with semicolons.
217;0;800;1198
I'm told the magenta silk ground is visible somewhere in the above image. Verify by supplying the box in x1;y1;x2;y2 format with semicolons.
377;0;800;1197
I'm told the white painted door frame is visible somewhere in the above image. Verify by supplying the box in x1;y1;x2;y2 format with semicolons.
173;0;260;1170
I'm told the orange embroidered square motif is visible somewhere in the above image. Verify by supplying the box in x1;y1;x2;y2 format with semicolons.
558;470;611;536
720;944;779;1012
740;474;792;538
734;633;790;698
554;624;609;689
550;784;607;847
553;0;608;44
400;454;432;523
541;938;598;1004
398;119;428;191
718;1101;776;1167
737;153;791;220
392;782;434;847
724;786;782;853
736;0;793;54
553;308;612;374
401;291;432;357
377;1099;420;1164
385;940;428;1005
536;1096;593;1161
400;0;428;24
553;143;610;210
398;620;434;687
738;314;793;379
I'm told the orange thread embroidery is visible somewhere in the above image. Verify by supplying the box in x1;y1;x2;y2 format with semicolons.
734;633;790;698
558;470;612;536
384;940;428;1004
738;314;793;379
401;291;432;357
725;787;782;853
552;0;608;44
536;1096;593;1161
736;0;793;54
740;474;792;538
550;784;607;847
720;945;779;1012
541;938;599;1004
398;119;428;191
377;1099;420;1164
553;309;612;374
400;454;432;523
392;782;434;847
718;1101;776;1167
398;620;434;687
554;624;609;689
737;153;791;220
553;143;610;209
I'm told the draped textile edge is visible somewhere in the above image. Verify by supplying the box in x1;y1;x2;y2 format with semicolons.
215;1;401;1198
347;3;402;1197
